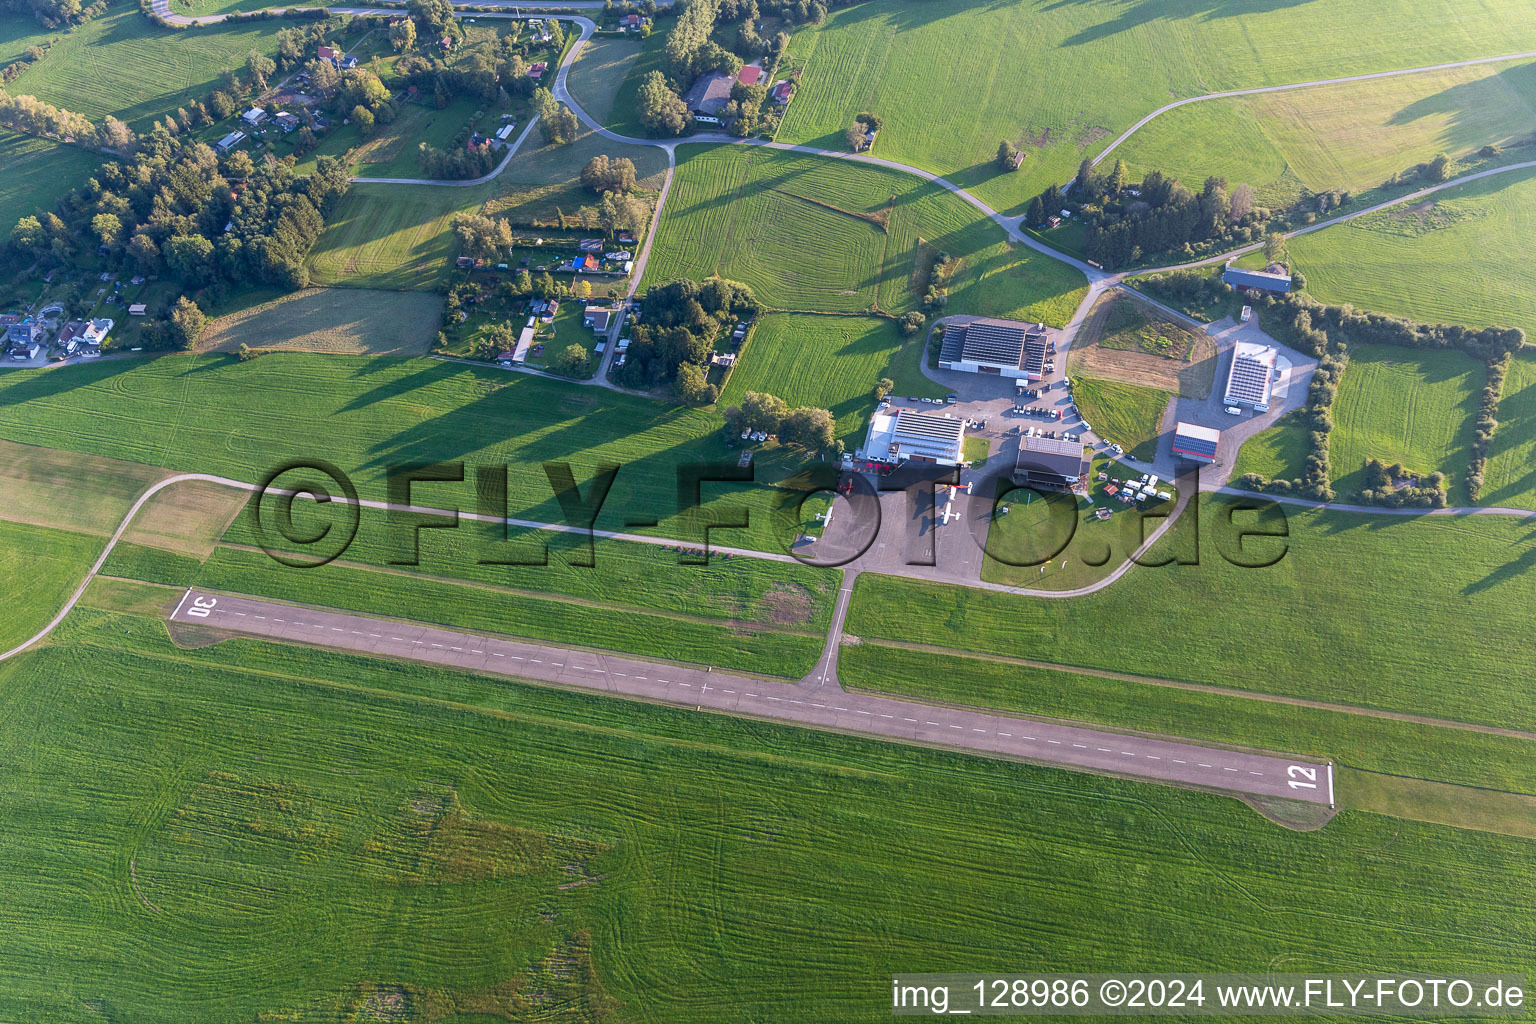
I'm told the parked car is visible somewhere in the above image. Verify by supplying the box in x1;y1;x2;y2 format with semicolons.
1109;443;1124;455
945;394;958;404
1224;405;1242;416
1240;305;1252;322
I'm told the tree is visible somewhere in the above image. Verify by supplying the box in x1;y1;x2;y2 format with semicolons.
351;104;375;134
899;311;926;336
540;103;579;144
996;140;1019;171
581;154;638;194
1109;158;1129;195
572;279;592;299
389;17;417;51
409;0;454;35
166;296;207;351
846;122;867;151
163;234;215;283
126;232;161;273
676;361;715;404
740;390;789;433
91;213;122;247
245;51;277;89
223;148;255;180
512;268;533;294
1425;151;1452;182
306;58;340;97
1229;183;1255;222
1263;231;1288;266
1025;194;1046;229
636;70;688;136
874;377;894;401
553;343;589;375
1076;157;1094;191
780;406;835;450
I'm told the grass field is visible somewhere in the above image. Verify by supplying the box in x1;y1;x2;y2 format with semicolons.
0;519;100;653
1286;166;1536;341
838;644;1536;802
564;29;659;132
1230;409;1312;483
848;496;1536;733
1067;373;1168;462
8;2;280;128
199;288;443;356
2;594;1535;1019
774;0;1536;214
0;131;103;234
644;145;1086;323
0;354;824;551
718;314;942;440
1116;59;1536;204
0;439;166;536
1067;293;1216;398
1482;350;1536;509
308;184;479;291
1330;343;1485;502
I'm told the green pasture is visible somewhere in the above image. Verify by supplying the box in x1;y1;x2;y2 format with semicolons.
848;496;1536;732
1330;344;1485;502
1286;166;1536;341
1230;408;1311;483
0;519;99;654
0;131;102;233
1;597;1534;1019
774;0;1536;214
308;183;481;291
1116;59;1536;202
0;353;824;551
718;313;941;440
1068;372;1168;461
1482;350;1536;509
644;144;1086;322
8;3;281;128
838;644;1536;799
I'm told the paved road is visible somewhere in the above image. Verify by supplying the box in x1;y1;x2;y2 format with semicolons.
169;589;1335;805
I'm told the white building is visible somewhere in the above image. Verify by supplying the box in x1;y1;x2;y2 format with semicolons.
938;317;1048;378
1224;341;1277;411
861;408;967;466
241;107;269;127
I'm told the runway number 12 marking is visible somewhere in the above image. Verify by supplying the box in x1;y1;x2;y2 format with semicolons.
1287;764;1319;790
185;595;218;619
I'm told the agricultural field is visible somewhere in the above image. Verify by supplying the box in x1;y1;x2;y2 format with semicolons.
1284;167;1536;340
349;96;498;180
308;183;481;291
7;3;280;128
2;597;1534;1019
718;314;942;441
1067;293;1216;398
774;0;1536;214
0;519;101;654
1481;350;1536;509
1066;373;1168;462
644;145;1086;323
564;26;665;131
199;288;443;356
0;132;103;235
1115;59;1536;205
1329;343;1485;502
0;353;820;551
848;497;1536;733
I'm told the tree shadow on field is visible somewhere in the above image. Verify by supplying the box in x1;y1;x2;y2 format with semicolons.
1041;0;1321;48
1387;62;1536;153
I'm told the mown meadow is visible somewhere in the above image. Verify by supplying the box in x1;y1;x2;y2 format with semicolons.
644;144;1087;323
848;496;1536;734
1;593;1532;1020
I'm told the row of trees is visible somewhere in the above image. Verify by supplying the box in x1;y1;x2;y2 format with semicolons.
615;277;757;389
3;0;103;29
580;155;639;194
0;89;134;151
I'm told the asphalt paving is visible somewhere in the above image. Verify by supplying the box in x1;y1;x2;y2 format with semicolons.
170;589;1334;806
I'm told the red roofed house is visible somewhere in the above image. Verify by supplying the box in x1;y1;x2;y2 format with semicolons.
737;63;763;87
771;80;793;104
317;44;340;64
623;13;641;29
528;61;548;80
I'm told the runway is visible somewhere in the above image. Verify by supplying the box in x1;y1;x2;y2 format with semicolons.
170;589;1334;807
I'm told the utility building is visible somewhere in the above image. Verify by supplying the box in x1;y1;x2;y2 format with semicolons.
1224;341;1277;411
1172;421;1220;464
861;408;967;466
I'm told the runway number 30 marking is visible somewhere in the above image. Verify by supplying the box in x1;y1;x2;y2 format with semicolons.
1287;764;1319;790
185;596;218;619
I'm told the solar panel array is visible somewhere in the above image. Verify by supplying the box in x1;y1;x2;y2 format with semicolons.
958;320;1027;366
1224;344;1275;407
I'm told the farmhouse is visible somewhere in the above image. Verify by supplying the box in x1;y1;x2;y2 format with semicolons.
1171;421;1220;464
1222;264;1292;295
683;72;735;117
1012;435;1089;492
215;131;247;152
861;408;967;466
939;317;1049;377
1224;341;1277;411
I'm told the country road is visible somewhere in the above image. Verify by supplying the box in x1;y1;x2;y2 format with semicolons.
168;588;1336;806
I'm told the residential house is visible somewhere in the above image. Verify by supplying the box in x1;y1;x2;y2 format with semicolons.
317;44;341;65
216;130;247;153
771;80;794;105
528;61;548;80
5;319;43;349
242;107;269;127
683;72;734;118
275;111;301;132
583;307;612;332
